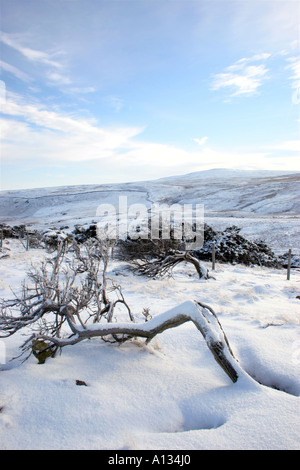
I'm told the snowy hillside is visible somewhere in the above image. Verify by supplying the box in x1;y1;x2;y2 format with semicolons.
0;240;299;450
0;169;299;254
0;169;300;450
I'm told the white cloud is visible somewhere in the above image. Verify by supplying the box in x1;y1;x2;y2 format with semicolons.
46;71;72;86
193;136;208;146
119;141;200;167
0;31;99;93
285;56;300;89
270;140;300;152
0;92;142;163
227;53;271;70
1;92;298;181
105;96;124;113
0;31;62;69
211;54;270;97
67;86;96;94
0;31;74;89
118;142;300;174
0;59;32;82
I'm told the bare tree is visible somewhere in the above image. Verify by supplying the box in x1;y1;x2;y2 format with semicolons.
117;238;209;279
0;238;247;384
131;251;209;279
0;239;132;360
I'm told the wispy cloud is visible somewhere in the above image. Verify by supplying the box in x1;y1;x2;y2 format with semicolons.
105;95;124;113
67;86;97;95
0;59;32;83
285;56;300;89
45;71;72;86
211;53;270;97
0;31;99;93
1;92;142;163
0;31;62;69
193;136;208;146
2;92;297;178
0;30;75;89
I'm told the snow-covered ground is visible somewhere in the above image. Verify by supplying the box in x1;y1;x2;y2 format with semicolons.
1;169;299;254
0;169;299;450
0;239;299;450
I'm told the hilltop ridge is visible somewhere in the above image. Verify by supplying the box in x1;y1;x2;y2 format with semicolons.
0;169;299;253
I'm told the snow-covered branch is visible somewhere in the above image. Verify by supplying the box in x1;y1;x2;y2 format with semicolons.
131;251;209;279
39;300;241;383
0;239;132;341
0;239;245;383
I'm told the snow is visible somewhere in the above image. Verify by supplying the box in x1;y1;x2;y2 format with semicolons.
0;169;299;450
1;169;299;254
0;239;299;450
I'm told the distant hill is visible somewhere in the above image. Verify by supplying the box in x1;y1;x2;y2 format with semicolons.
0;169;299;253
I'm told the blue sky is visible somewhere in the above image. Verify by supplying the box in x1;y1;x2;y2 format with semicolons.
0;0;299;189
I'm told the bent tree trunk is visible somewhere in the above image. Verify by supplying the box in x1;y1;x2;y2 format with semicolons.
37;300;243;383
131;252;208;279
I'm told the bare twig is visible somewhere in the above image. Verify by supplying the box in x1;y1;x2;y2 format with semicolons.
0;239;131;345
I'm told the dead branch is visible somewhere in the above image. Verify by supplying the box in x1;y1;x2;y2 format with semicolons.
130;251;208;279
0;239;132;343
0;238;246;384
33;300;241;383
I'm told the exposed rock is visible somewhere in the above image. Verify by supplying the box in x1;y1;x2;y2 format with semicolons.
73;224;98;243
193;225;281;268
278;252;300;268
